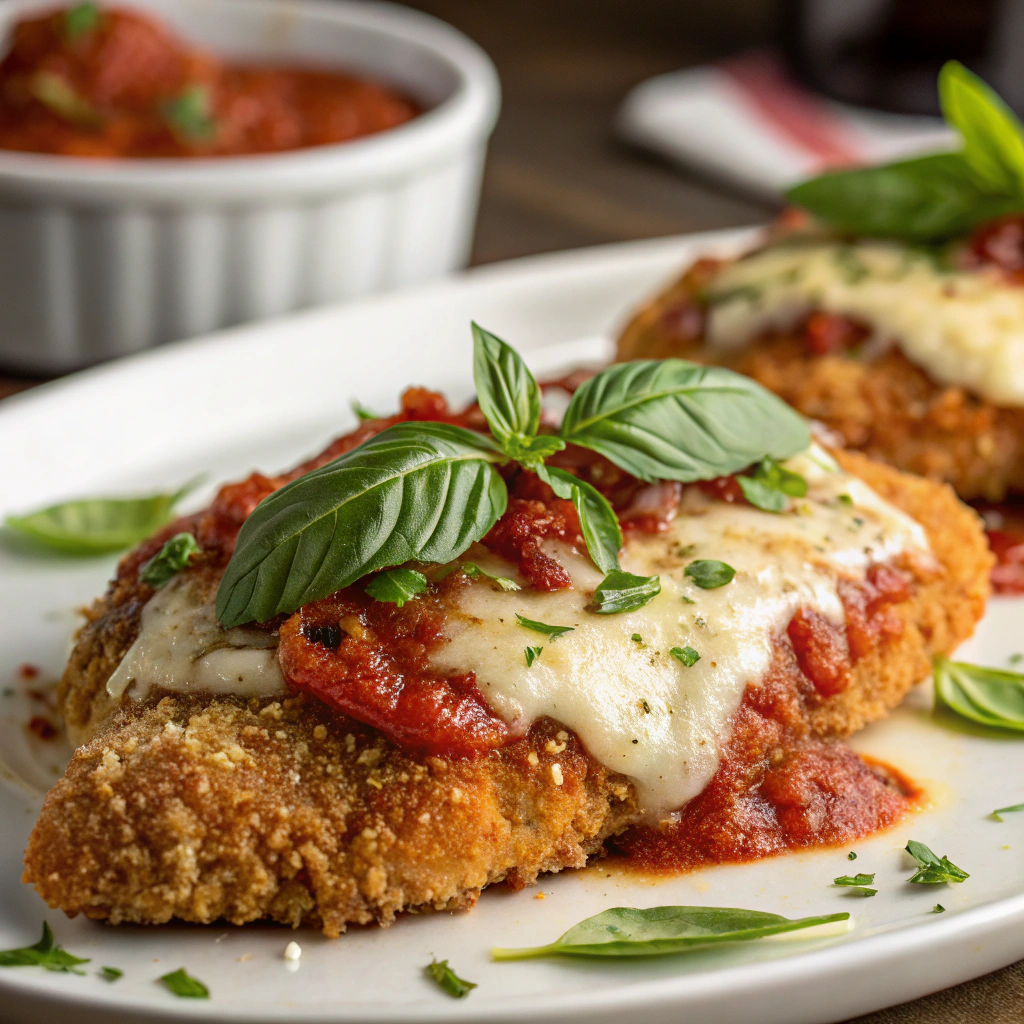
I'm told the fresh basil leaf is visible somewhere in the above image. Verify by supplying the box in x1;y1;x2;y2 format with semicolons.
217;422;506;626
685;559;735;589
515;614;574;640
100;966;123;982
991;803;1024;821
833;873;875;886
139;532;200;589
670;645;700;667
905;840;969;885
0;922;89;974
525;646;543;667
164;85;216;143
365;567;427;608
159;967;209;998
6;481;195;555
939;61;1024;197
491;905;850;960
425;958;476;999
472;322;542;457
738;457;808;513
461;562;520;591
559;360;810;484
536;464;622;574
65;3;100;39
30;72;100;127
785;152;1019;242
737;476;787;513
352;401;384;422
933;656;1024;731
591;570;661;614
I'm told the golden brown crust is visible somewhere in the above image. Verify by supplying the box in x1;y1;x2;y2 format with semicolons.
24;698;637;936
616;262;1024;501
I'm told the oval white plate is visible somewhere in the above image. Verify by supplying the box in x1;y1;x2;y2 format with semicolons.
1;230;1023;1024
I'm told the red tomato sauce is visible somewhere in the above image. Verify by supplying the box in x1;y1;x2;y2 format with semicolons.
973;501;1024;594
0;5;419;158
123;383;921;863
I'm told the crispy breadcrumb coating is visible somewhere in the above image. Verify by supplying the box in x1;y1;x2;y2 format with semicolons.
24;452;990;935
617;262;1024;501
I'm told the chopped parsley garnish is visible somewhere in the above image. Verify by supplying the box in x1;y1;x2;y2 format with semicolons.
0;923;89;974
515;614;574;640
591;569;661;614
631;633;643;643
905;840;969;884
833;873;875;887
933;904;946;914
65;3;100;40
139;532;200;589
684;559;736;589
991;803;1024;821
425;958;476;998
524;646;543;667
461;562;520;591
163;85;216;143
737;457;808;513
848;851;857;860
670;646;700;667
160;967;209;998
681;594;696;604
100;966;123;982
365;567;428;608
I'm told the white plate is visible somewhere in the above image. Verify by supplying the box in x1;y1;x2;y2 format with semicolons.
1;230;1023;1024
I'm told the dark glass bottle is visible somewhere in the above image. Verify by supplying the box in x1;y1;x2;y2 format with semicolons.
781;0;1024;117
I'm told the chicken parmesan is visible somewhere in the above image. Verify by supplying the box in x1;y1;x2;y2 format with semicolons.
24;334;989;937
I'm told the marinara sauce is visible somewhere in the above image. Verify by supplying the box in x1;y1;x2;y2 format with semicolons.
0;5;419;158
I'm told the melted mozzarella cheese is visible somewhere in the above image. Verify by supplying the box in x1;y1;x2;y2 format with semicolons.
106;572;286;702
705;240;1024;406
430;449;930;821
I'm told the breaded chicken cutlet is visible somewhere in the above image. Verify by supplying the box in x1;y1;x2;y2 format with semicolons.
23;373;990;935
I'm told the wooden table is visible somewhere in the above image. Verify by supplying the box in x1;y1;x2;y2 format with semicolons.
1;2;1021;1019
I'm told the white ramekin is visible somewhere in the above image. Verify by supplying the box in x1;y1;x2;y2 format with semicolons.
0;0;499;373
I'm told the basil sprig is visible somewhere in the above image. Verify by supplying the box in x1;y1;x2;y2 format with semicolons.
491;905;849;960
0;922;89;974
217;423;506;626
905;840;969;885
786;62;1024;241
218;326;809;626
933;656;1024;731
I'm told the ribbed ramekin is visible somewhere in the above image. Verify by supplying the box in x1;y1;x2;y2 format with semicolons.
0;0;500;373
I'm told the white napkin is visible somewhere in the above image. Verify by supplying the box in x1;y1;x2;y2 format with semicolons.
616;51;954;201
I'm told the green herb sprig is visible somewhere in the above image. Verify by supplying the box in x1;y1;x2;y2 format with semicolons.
159;967;209;998
217;325;808;626
425;958;476;998
905;840;969;885
516;614;574;640
738;457;808;513
491;905;849;960
0;922;89;974
786;62;1024;241
139;532;200;589
365;567;428;608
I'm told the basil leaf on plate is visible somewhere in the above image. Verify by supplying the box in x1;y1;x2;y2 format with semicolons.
0;922;90;974
217;422;507;626
139;532;200;589
159;967;209;999
933;656;1024;731
164;85;216;143
491;905;850;960
472;322;543;458
591;569;661;614
559;360;810;484
536;464;622;574
460;562;521;591
939;61;1024;197
670;645;700;667
737;457;808;513
65;3;100;40
515;614;574;640
425;958;476;999
905;840;969;885
991;803;1024;821
6;481;195;555
685;559;736;589
364;567;428;608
